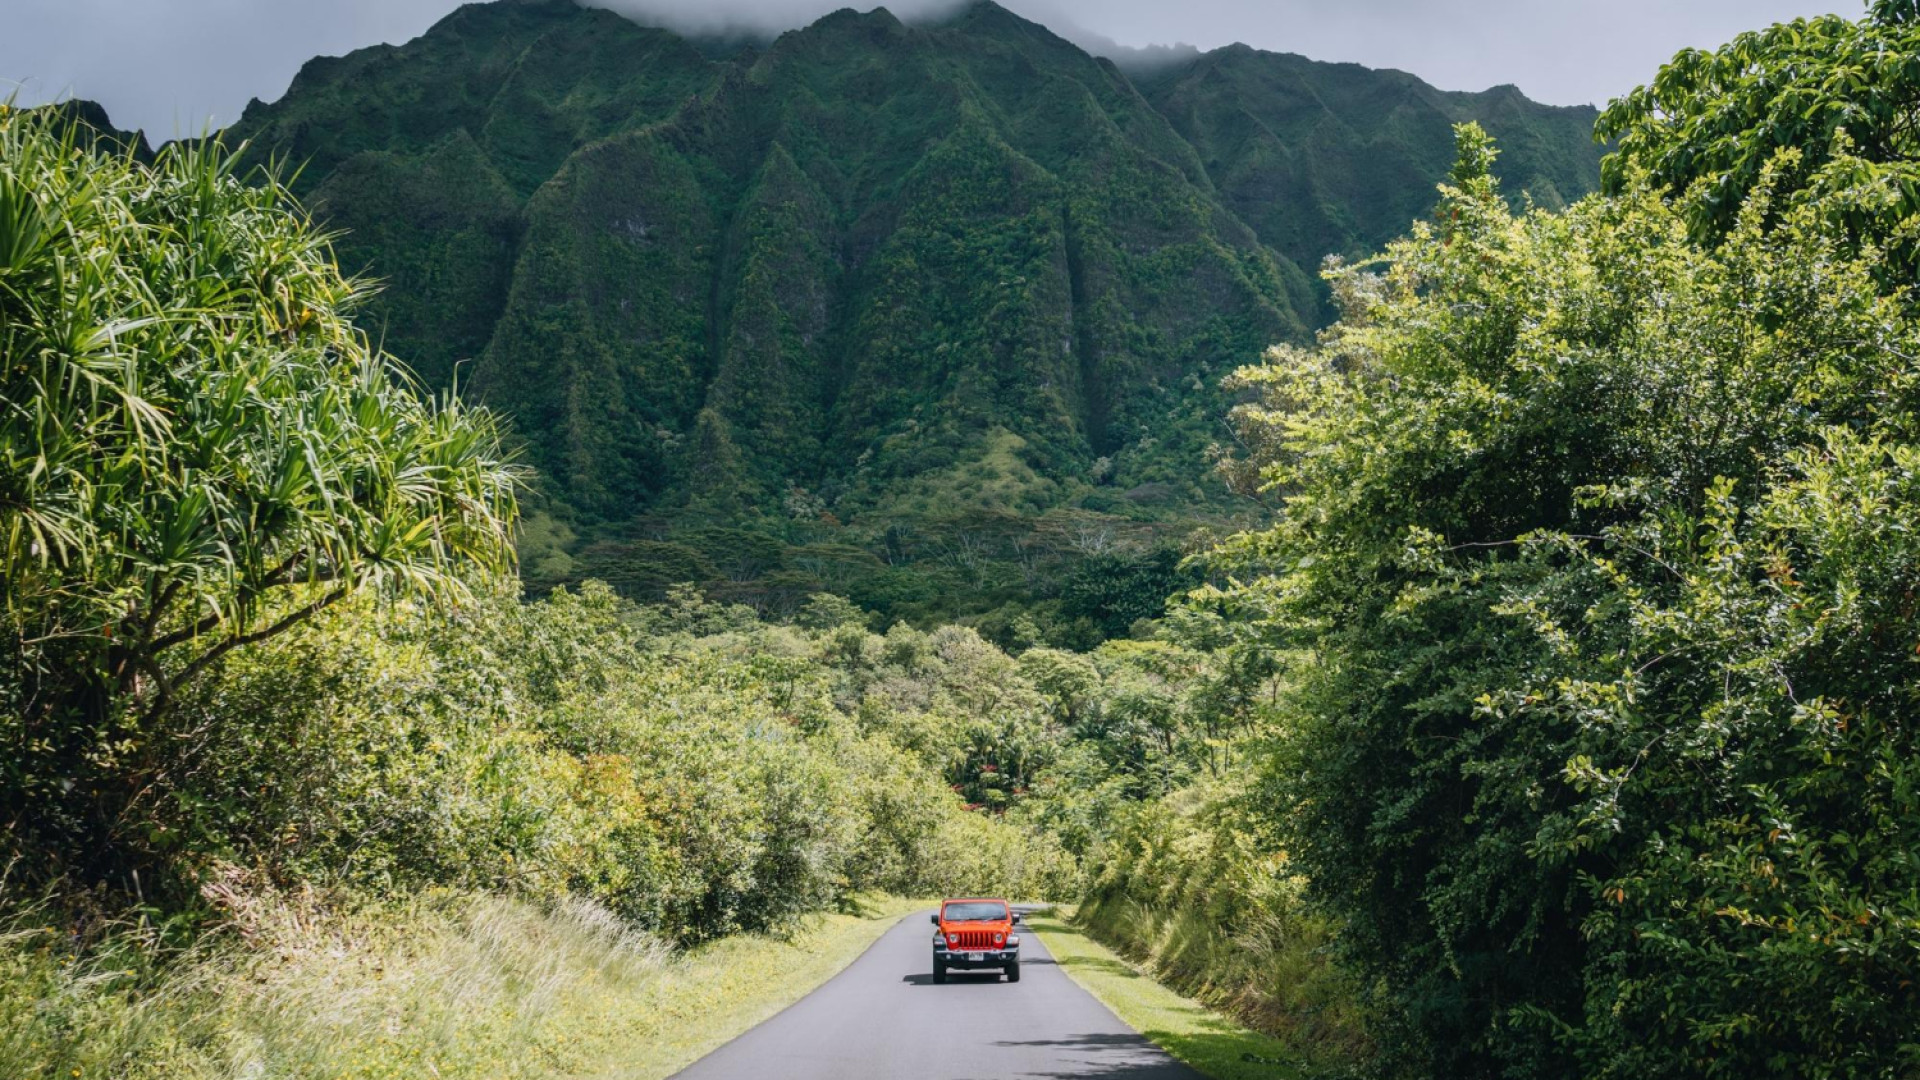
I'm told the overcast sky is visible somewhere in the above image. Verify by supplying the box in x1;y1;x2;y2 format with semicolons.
5;0;1863;140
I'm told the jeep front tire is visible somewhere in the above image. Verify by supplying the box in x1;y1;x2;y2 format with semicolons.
1005;960;1020;982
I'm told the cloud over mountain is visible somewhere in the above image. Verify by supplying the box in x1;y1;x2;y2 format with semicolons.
3;0;1849;137
578;0;1198;68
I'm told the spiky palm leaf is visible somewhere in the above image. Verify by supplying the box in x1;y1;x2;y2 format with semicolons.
0;105;520;876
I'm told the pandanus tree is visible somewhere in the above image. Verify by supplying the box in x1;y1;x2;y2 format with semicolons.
0;108;518;886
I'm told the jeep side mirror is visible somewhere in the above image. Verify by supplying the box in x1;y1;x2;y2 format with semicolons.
1011;912;1022;924
930;913;940;925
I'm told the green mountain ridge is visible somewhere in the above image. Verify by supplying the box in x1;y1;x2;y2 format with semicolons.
57;0;1606;632
1137;43;1604;320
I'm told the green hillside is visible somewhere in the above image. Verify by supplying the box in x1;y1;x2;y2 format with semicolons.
207;0;1603;633
1135;44;1605;320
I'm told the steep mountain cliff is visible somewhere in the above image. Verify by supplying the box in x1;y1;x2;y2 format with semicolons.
230;1;1322;521
190;0;1603;629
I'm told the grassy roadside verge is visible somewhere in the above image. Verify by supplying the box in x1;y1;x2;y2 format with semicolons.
611;894;925;1078
2;892;925;1080
1027;909;1314;1080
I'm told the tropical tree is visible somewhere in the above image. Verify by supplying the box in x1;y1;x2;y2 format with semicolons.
0;108;518;885
1598;0;1920;280
1221;124;1920;1076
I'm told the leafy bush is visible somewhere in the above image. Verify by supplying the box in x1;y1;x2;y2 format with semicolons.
1059;546;1202;641
1503;444;1920;1077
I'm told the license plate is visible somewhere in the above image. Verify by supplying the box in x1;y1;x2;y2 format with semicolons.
967;951;985;962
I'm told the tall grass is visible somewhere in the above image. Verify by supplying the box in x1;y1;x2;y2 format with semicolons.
2;883;676;1080
2;881;930;1080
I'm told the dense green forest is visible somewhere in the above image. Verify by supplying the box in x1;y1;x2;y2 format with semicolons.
9;1;1920;1078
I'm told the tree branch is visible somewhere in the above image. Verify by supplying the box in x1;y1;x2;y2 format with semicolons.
148;554;336;653
1442;533;1685;582
131;579;184;642
145;582;353;726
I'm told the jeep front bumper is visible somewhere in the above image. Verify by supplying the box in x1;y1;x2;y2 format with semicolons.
934;945;1019;968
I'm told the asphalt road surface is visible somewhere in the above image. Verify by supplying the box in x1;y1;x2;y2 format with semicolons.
670;908;1205;1080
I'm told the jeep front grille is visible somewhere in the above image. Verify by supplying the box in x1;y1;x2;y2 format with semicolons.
952;930;996;949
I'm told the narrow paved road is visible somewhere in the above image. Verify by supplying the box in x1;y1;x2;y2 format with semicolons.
671;909;1205;1080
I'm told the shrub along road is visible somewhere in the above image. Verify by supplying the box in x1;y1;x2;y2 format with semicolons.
670;909;1202;1079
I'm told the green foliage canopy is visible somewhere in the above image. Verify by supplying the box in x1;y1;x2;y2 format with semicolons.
1059;546;1202;641
101;577;1074;941
1599;0;1920;278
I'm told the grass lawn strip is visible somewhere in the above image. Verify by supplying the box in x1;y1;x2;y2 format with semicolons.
1027;910;1309;1080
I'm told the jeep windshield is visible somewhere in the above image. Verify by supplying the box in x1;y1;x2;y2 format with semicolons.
943;902;1008;922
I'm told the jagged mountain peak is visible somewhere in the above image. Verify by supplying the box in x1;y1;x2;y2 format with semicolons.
805;6;909;34
20;98;154;159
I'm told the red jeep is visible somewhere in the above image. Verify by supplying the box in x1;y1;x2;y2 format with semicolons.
930;898;1021;983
